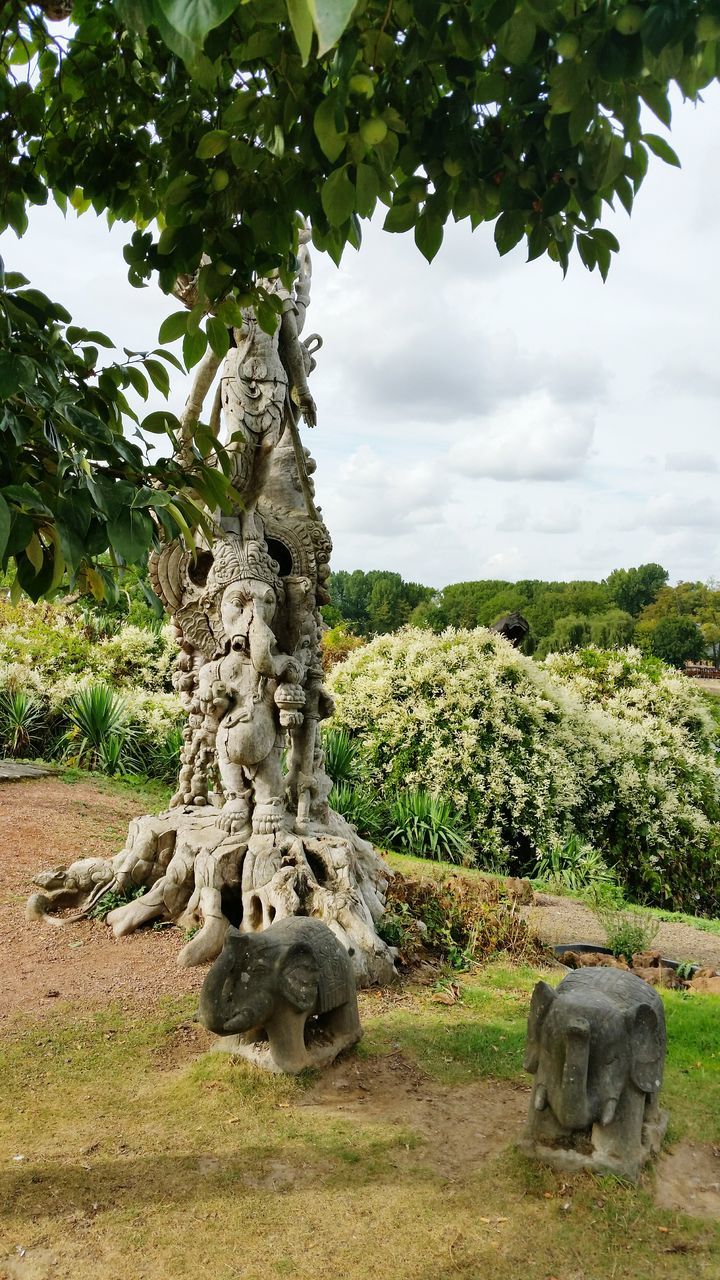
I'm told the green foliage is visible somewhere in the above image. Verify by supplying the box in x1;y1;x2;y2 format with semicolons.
591;895;661;965
378;871;537;971
605;563;669;616
329;779;384;841
326;570;433;637
3;0;717;600
331;631;720;911
88;883;147;920
0;271;224;597
636;579;720;666
535;833;616;893
645;615;706;668
0;687;44;756
383;787;469;864
321;725;358;786
64;683;132;771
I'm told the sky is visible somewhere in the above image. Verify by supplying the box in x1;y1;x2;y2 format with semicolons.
4;83;720;591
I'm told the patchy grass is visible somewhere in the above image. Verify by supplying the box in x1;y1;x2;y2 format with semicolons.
56;766;172;813
1;962;719;1279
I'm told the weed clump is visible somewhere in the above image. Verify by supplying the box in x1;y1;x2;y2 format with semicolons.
378;872;539;971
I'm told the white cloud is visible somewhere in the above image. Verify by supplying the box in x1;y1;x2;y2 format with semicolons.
630;493;719;531
665;451;718;474
321;446;446;539
447;391;595;481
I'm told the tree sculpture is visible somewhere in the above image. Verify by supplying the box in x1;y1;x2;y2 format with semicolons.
29;236;396;983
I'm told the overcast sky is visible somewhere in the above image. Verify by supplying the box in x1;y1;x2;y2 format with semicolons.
4;84;719;590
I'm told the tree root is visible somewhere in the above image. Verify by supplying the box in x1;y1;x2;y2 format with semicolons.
28;806;396;986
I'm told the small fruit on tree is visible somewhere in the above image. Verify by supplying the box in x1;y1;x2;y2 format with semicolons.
211;169;230;192
360;116;388;145
443;157;463;177
614;5;644;36
697;15;720;41
349;72;375;99
556;32;580;58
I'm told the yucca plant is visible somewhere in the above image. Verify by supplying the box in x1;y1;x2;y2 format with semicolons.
64;684;131;771
322;726;359;786
384;788;469;864
97;733;130;777
0;690;45;757
150;725;184;783
329;780;385;841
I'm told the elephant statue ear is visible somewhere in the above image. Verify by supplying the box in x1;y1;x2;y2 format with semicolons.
524;980;556;1074
279;943;319;1013
629;1003;664;1094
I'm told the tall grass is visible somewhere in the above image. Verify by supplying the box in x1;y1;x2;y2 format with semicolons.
0;690;45;757
64;684;131;772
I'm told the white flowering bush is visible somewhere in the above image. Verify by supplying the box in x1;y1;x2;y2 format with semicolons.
0;600;182;777
329;630;720;911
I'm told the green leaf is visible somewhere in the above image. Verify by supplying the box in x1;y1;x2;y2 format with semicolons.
314;96;347;162
125;365;149;398
141;410;181;435
107;506;154;563
640;85;672;129
494;210;526;256
287;0;313;64
321;167;355;226
183;327;208;369
196;129;231;159
307;0;357;57
414;215;443;263
383;201;417;234
206;315;230;359
0;353;35;398
216;298;245;327
158;310;190;343
355;163;379;218
642;132;681;168
577;235;597;271
155;0;238;43
0;493;10;563
497;10;536;65
142;357;171;397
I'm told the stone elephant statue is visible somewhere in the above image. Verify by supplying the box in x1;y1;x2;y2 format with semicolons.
198;916;361;1073
518;968;668;1181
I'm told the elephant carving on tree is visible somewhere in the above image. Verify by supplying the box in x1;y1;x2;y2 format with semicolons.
198;917;362;1073
519;968;668;1181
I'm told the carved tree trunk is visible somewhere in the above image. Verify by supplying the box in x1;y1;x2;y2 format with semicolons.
26;247;397;987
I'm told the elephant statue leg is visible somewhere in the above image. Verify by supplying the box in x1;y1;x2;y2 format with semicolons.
249;742;288;834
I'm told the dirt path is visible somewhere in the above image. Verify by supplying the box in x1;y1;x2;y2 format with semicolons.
0;778;204;1028
3;776;720;1030
525;892;720;971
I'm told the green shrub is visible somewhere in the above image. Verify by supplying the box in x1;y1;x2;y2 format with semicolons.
329;631;720;911
383;787;469;863
0;689;45;757
330;780;385;841
535;833;616;893
322;726;359;786
64;684;132;771
378;872;538;970
591;895;661;965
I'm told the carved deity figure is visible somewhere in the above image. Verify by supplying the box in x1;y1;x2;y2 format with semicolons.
222;230;318;537
26;235;396;987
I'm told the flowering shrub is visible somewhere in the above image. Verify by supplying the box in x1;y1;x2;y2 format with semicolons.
0;600;182;778
329;630;720;911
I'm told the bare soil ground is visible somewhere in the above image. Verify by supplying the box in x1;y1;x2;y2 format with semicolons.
526;892;720;971
0;777;204;1027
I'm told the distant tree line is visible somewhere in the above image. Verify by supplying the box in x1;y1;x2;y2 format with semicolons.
324;565;720;670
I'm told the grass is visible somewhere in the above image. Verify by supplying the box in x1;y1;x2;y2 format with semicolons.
2;963;719;1279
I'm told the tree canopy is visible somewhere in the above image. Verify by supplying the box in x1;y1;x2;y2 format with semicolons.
3;0;720;597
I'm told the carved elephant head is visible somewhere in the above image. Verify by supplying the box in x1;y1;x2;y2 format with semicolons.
524;970;666;1131
198;924;320;1036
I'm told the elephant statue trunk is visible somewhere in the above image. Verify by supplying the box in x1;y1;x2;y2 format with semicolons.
519;967;668;1182
557;1018;591;1130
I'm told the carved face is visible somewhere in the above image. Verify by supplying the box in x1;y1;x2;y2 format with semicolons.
198;928;319;1036
220;578;277;648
